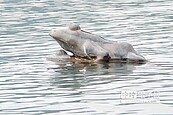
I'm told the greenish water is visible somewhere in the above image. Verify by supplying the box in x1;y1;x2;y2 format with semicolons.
0;0;173;114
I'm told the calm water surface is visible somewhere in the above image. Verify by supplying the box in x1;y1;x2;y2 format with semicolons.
0;0;173;114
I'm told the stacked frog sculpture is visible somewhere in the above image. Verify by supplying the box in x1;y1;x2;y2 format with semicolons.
49;23;146;63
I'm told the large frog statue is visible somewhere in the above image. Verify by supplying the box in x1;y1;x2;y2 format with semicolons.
49;23;146;63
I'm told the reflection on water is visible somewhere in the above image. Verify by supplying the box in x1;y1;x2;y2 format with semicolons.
0;0;173;114
49;62;137;89
47;62;142;114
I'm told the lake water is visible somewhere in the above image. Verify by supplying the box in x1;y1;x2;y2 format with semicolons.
0;0;173;114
